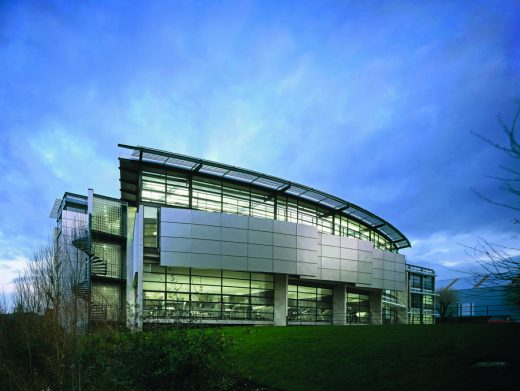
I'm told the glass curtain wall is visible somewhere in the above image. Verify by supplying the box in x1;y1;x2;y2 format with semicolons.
140;169;395;252
143;206;159;248
423;295;434;324
408;293;435;324
288;283;333;323
346;291;371;324
142;265;274;321
408;271;435;324
382;304;398;324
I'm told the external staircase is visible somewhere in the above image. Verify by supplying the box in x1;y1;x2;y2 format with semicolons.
71;227;110;324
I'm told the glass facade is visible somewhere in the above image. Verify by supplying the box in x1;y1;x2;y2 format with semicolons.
139;168;395;251
288;283;333;323
142;264;274;321
407;267;436;324
143;206;159;248
346;291;371;324
383;304;398;324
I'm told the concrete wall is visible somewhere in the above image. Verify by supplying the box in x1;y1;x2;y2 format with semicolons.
369;291;383;325
274;274;288;326
333;283;347;325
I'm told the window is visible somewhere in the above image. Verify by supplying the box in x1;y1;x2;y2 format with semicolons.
143;206;158;248
192;178;222;212
316;207;333;235
141;170;189;207
346;291;371;324
410;293;422;309
410;274;422;289
142;265;274;321
423;276;434;291
250;189;274;219
423;295;434;310
142;171;167;204
166;172;189;207
138;168;398;252
222;183;250;216
383;304;398;325
288;283;333;323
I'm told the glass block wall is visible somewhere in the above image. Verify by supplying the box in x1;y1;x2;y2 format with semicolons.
91;283;122;322
92;241;122;278
92;196;125;236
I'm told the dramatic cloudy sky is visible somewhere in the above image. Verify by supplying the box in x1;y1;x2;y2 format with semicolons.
1;0;519;302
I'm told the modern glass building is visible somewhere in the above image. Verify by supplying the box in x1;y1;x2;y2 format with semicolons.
406;265;436;324
50;144;434;330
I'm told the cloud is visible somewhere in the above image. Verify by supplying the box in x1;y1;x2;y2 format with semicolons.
402;228;520;280
0;255;29;294
0;0;519;289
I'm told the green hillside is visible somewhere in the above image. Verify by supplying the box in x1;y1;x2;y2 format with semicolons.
223;324;520;391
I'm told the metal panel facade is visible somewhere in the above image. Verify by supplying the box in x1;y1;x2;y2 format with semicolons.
160;208;406;289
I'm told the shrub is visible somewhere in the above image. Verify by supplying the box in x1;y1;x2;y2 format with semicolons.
79;327;231;391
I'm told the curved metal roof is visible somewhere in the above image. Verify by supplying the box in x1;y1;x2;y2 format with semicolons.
118;144;410;250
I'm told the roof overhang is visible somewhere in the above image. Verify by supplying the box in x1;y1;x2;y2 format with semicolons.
118;144;411;249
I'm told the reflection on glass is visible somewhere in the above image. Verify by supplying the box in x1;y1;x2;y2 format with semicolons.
346;291;371;324
142;264;274;321
143;206;158;247
288;283;332;323
139;170;396;252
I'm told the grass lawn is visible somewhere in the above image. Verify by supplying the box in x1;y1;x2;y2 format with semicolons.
223;324;520;391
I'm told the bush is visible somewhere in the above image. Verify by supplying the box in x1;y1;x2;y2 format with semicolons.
0;315;236;391
79;327;232;391
0;312;73;391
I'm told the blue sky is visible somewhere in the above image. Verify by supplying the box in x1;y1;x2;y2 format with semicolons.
1;0;520;300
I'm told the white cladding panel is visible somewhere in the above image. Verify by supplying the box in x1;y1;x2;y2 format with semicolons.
160;209;318;276
159;209;406;290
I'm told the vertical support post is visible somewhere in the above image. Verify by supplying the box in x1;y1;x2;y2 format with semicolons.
273;193;277;220
333;282;346;325
188;176;193;209
369;290;383;325
87;188;94;333
125;206;137;330
274;274;288;326
87;188;94;215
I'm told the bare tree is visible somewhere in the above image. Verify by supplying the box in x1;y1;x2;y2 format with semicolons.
8;226;89;390
472;100;520;223
471;101;520;306
0;289;7;314
469;239;520;307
